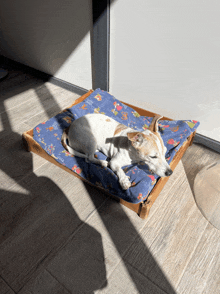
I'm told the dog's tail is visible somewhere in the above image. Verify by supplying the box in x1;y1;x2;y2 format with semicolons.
61;128;88;159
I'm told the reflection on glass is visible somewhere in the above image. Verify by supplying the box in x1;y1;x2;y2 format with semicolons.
194;161;220;230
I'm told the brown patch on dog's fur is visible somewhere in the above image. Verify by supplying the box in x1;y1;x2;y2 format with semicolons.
146;115;166;155
61;126;70;151
127;132;140;141
114;123;128;135
148;115;163;133
106;118;111;122
128;131;162;157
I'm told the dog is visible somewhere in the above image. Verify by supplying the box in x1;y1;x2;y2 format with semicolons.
61;113;173;190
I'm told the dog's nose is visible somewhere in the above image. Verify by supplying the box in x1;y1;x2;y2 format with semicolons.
165;169;173;177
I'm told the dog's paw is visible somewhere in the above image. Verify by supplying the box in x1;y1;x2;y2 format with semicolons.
120;175;131;190
100;160;108;167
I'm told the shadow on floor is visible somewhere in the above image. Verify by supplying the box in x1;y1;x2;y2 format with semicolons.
0;68;107;293
0;149;107;293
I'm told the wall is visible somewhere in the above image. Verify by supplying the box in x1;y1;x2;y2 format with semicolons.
0;0;92;89
110;0;220;142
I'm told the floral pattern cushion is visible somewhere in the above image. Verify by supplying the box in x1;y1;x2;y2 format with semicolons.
33;89;200;204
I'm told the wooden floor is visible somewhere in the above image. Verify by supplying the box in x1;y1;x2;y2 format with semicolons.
1;64;220;294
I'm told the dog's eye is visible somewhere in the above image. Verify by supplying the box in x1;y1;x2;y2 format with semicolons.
150;155;157;159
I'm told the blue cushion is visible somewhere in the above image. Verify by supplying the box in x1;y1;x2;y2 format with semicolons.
33;89;200;204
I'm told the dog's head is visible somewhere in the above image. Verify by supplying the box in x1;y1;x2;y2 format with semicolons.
127;115;173;177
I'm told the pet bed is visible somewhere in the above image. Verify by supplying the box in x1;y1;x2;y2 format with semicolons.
22;89;199;219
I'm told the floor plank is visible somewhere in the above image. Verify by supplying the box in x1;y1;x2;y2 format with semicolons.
18;270;70;294
0;72;45;110
96;260;168;294
0;277;15;294
71;178;182;294
176;223;220;294
0;141;46;190
0;161;108;292
22;87;79;128
46;220;108;294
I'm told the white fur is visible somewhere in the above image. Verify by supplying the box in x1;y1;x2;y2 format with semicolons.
62;113;172;190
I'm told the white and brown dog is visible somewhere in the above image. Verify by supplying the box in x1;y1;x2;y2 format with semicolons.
62;113;172;190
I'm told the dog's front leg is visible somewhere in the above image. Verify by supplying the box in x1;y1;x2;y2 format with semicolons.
109;157;131;190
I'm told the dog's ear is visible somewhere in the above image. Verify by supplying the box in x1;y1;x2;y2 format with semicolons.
127;132;144;148
148;115;163;133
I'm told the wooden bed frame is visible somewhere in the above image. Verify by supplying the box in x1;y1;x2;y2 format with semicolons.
22;90;196;219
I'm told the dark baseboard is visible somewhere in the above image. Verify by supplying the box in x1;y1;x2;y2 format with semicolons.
49;76;89;96
194;133;220;154
0;55;89;96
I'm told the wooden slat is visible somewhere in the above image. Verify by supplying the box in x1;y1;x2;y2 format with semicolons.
122;101;172;121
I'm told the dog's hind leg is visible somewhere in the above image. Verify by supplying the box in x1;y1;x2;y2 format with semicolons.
65;139;108;167
87;154;108;167
77;139;108;167
67;148;108;167
62;129;108;167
